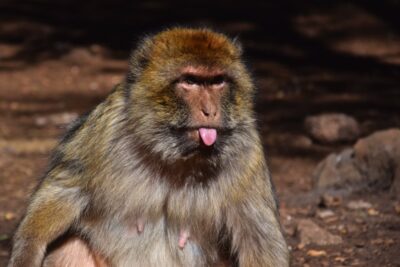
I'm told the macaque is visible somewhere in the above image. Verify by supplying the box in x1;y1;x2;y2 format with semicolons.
8;28;289;267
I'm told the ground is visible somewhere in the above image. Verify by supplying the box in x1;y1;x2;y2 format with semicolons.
0;2;399;266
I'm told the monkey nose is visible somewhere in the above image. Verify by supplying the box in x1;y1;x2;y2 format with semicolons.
201;108;217;119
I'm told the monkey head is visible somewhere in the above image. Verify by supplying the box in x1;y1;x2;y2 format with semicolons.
126;28;255;162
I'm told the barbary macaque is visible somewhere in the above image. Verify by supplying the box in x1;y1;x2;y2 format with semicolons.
8;28;289;267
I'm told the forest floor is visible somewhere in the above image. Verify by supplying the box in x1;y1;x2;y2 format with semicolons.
1;2;400;266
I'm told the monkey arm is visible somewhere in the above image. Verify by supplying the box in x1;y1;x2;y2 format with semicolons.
8;182;88;267
226;183;290;267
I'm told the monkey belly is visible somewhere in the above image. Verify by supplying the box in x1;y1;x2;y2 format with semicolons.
78;217;214;267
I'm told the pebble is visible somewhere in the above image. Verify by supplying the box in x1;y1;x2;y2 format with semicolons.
347;200;372;210
297;219;343;246
316;209;335;219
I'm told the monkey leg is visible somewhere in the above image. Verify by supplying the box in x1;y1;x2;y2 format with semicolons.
43;237;108;267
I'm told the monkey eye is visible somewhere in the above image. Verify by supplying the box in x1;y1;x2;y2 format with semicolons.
184;76;197;85
178;74;227;89
211;75;226;88
178;75;199;89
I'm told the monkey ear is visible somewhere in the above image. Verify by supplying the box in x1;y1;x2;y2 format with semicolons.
126;36;154;84
231;36;243;56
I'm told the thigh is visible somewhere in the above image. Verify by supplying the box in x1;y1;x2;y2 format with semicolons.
43;236;108;267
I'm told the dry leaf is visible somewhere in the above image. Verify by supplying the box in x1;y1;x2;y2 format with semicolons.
367;208;379;216
307;249;327;257
4;212;16;221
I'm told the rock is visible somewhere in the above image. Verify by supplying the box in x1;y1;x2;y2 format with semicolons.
0;234;9;241
282;215;296;237
313;129;400;197
313;148;363;189
297;219;343;246
63;47;96;64
0;249;9;257
0;138;57;154
89;44;109;56
337;224;347;234
304;113;360;143
3;212;16;221
334;256;347;264
316;209;335;219
367;208;379;216
320;193;342;207
283;222;296;237
266;133;312;149
291;135;313;148
353;129;400;192
392;176;400;199
385;239;395;246
35;112;78;127
346;223;360;234
394;202;400;214
347;200;372;210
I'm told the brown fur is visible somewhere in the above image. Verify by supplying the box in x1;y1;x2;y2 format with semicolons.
8;28;289;267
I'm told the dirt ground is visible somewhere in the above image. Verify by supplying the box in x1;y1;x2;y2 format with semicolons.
0;2;400;266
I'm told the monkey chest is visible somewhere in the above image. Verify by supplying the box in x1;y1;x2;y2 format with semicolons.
80;213;221;267
80;185;225;266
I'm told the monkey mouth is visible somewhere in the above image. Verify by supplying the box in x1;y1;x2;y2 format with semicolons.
198;128;217;146
166;125;236;159
184;127;218;147
169;125;232;155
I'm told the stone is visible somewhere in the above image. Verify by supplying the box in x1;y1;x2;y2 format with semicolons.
316;209;335;219
313;129;400;197
304;113;360;143
3;212;16;221
297;219;343;246
347;200;372;210
0;138;57;154
320;193;342;207
313;148;363;189
394;202;400;214
353;129;400;193
367;208;379;216
63;47;96;63
35;112;78;127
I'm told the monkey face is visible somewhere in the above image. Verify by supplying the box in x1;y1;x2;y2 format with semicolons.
173;66;227;146
129;29;255;161
136;66;253;161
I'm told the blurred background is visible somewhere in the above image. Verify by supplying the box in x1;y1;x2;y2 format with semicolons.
0;1;399;266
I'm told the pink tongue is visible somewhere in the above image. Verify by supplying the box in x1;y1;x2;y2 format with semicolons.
198;128;217;146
